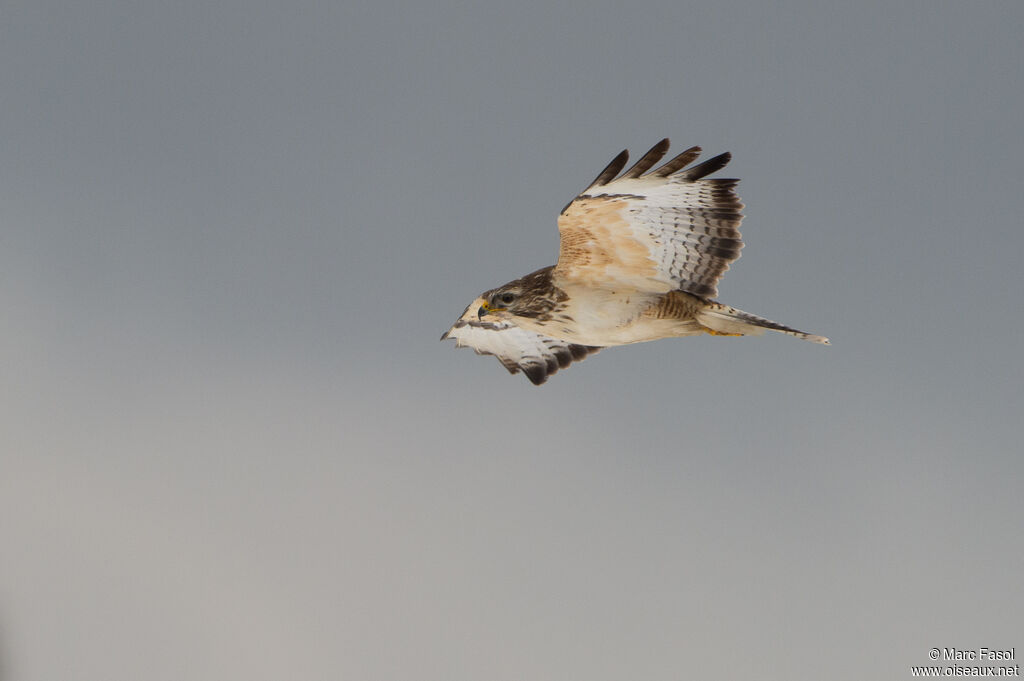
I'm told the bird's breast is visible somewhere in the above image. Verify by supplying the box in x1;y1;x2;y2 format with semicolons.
518;288;683;346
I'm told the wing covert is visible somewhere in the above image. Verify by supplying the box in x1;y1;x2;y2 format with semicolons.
555;139;744;298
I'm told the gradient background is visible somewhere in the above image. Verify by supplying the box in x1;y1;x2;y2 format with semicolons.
2;2;1022;680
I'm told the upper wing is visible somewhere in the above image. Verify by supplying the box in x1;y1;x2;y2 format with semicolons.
555;139;744;298
441;316;600;385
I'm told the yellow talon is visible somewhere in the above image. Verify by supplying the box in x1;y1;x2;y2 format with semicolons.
705;329;742;337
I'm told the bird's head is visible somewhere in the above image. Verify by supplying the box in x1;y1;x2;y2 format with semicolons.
440;266;560;340
439;286;524;341
476;285;525;320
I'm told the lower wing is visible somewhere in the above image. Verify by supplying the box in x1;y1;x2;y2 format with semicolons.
441;319;601;385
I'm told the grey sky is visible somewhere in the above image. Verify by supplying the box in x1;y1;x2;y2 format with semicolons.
2;1;1022;680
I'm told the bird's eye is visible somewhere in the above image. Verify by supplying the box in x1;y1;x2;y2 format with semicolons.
499;292;516;305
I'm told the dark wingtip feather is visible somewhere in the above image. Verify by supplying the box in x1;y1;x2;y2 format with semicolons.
568;344;594;361
519;345;601;385
620;138;670;179
586;148;629;190
522;364;549;385
562;147;631;214
678;151;732;181
653;145;702;177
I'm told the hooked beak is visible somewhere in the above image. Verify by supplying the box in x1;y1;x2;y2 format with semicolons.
478;302;506;319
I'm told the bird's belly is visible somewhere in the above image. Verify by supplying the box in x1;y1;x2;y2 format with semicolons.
524;291;700;346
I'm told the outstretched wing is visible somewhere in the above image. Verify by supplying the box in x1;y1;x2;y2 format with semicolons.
441;316;601;385
555;139;744;298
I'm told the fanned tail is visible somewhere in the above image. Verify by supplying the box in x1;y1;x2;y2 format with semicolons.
697;302;830;345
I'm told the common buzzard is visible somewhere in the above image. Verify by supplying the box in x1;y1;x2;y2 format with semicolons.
442;139;828;385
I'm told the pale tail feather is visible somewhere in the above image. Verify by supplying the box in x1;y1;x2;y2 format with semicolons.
696;302;830;345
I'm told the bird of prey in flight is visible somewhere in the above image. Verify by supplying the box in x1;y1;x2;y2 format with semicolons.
442;139;828;385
